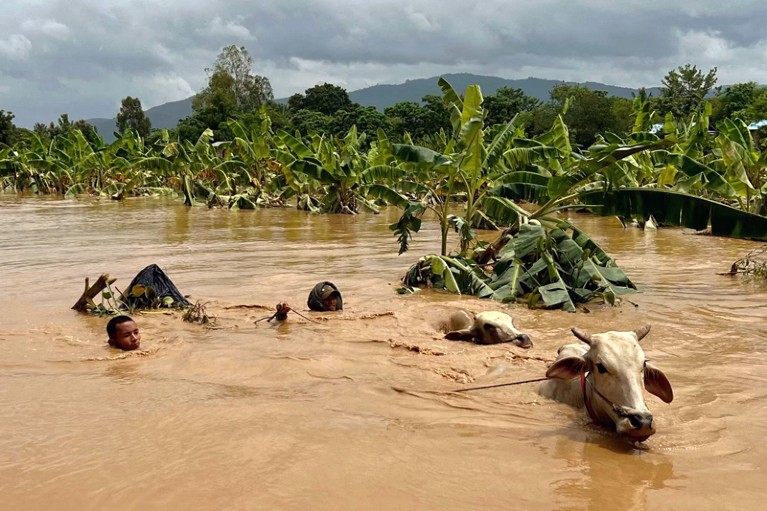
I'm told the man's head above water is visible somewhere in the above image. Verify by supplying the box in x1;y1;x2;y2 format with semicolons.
308;282;343;312
106;315;141;351
320;286;341;311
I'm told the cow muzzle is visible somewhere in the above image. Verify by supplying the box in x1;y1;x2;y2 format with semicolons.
514;333;533;349
614;409;655;441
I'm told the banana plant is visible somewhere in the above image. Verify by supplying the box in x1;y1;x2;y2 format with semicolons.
387;79;510;255
275;125;400;214
570;103;767;240
219;115;285;203
715;117;767;214
402;221;636;311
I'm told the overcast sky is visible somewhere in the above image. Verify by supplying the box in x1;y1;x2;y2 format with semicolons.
2;0;767;127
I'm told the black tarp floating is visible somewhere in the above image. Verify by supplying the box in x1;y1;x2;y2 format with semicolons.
307;281;343;311
125;264;191;309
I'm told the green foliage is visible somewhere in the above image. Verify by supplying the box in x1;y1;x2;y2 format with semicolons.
581;188;767;241
289;83;354;116
0;110;17;147
32;113;101;147
384;101;423;138
207;45;273;112
483;87;540;127
403;222;636;311
390;202;426;254
181;45;273;141
713;82;767;125
657;64;718;119
116;96;152;138
329;106;390;144
291;109;331;135
543;84;630;148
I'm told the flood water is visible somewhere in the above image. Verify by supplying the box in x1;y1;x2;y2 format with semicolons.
1;195;766;510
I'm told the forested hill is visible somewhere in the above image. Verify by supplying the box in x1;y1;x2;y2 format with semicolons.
87;73;660;142
347;73;661;109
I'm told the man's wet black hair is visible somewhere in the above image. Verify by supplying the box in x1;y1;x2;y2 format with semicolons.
107;315;135;338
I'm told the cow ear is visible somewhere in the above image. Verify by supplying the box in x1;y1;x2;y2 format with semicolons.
445;329;475;341
546;356;588;380
644;363;673;403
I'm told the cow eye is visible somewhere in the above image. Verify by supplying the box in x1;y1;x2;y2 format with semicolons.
596;363;608;374
483;323;495;330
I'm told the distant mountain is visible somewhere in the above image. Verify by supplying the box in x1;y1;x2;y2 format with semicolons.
87;97;193;143
88;73;661;142
345;73;662;108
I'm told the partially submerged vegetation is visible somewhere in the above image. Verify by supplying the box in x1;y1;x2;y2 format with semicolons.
182;301;215;326
72;267;191;316
402;222;636;312
7;62;767;311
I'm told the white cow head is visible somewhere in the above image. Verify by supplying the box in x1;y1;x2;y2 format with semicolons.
545;325;673;441
445;310;532;348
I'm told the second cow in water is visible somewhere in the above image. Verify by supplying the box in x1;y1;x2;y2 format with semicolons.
444;310;532;348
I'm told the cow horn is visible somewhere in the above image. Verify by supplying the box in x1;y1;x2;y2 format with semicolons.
571;328;592;345
633;324;651;341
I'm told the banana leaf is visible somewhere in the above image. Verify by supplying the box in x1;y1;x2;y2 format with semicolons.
391;144;451;167
182;175;197;206
367;184;409;208
483;115;523;169
652;151;736;198
580;188;767;241
503;145;561;169
276;130;313;159
537;281;576;312
291;158;337;184
480;195;530;228
470;209;501;230
410;254;498;298
490;172;551;202
438;77;464;114
402;220;636;311
536;115;572;156
548;139;671;199
359;164;406;184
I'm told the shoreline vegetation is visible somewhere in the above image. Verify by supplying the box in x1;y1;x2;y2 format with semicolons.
3;49;767;311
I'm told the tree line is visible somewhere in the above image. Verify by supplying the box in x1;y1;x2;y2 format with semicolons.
2;45;767;151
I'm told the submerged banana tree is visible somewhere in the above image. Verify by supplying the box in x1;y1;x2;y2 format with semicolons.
715;118;767;214
403;221;637;312
200;115;286;209
402;132;671;311
572;101;767;242
157;127;255;208
385;79;513;255
275;125;403;214
1;131;75;193
387;78;584;257
397;80;682;310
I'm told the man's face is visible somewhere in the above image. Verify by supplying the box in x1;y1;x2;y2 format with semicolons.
323;296;338;311
111;321;141;350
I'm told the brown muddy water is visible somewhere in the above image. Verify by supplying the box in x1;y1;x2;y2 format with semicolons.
1;195;766;510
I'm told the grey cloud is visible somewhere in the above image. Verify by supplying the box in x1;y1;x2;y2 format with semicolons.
2;0;767;127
